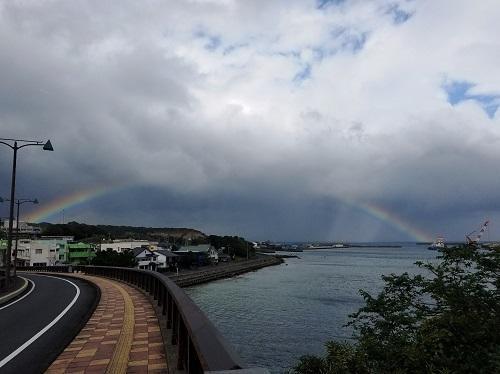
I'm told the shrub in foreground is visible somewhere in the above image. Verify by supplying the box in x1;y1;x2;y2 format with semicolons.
292;246;500;374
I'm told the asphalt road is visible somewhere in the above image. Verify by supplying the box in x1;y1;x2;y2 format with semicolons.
0;273;98;374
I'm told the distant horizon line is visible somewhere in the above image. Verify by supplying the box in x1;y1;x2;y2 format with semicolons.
1;218;493;243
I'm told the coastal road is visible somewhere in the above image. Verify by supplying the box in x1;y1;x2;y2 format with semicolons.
0;273;98;374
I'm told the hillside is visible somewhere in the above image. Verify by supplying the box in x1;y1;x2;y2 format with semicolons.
38;221;206;242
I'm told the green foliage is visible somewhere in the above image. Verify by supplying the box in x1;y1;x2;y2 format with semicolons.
40;221;205;242
90;249;137;268
208;235;255;258
42;221;107;240
292;246;500;374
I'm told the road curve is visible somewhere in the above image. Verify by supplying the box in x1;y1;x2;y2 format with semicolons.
0;273;99;374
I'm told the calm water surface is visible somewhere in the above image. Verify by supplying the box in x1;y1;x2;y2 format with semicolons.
185;244;437;373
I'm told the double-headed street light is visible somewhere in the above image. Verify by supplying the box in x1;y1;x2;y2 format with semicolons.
0;138;53;284
0;197;39;277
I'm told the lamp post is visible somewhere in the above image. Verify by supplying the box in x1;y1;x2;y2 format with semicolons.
0;138;53;284
0;198;39;277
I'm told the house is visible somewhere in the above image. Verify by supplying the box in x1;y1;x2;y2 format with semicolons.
15;238;32;266
29;240;60;266
174;244;218;266
132;247;158;270
100;240;158;253
12;236;74;266
155;250;179;270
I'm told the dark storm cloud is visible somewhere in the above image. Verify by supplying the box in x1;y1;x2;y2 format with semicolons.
1;1;500;241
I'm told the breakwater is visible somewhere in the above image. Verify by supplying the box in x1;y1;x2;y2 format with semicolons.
168;256;283;287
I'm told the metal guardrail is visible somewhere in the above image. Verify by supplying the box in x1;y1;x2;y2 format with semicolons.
20;265;246;373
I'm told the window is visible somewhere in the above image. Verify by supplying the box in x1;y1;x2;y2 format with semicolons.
35;249;43;254
50;249;55;253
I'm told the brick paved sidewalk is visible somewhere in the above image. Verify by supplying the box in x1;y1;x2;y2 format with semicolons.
46;275;168;374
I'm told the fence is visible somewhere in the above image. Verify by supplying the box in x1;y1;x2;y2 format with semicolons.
20;265;252;374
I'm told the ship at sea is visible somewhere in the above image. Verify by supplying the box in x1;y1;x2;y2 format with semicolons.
428;237;446;250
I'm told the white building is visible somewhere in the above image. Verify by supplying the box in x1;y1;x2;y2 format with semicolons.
1;220;41;235
100;240;158;253
132;247;158;270
130;247;180;270
155;250;179;269
13;236;74;266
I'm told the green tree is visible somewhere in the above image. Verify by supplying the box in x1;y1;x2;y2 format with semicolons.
292;246;500;374
90;249;137;267
208;235;255;258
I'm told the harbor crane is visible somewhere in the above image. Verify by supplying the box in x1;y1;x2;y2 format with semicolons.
465;220;489;247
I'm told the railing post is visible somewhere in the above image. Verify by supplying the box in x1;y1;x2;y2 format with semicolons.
188;339;201;373
167;293;172;328
158;284;163;307
177;319;187;370
171;303;178;345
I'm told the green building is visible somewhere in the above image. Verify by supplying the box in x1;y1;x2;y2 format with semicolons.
61;242;96;265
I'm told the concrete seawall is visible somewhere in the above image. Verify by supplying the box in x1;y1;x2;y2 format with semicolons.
168;256;284;288
0;276;28;305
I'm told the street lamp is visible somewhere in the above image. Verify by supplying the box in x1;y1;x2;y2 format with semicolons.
0;198;39;277
0;138;53;284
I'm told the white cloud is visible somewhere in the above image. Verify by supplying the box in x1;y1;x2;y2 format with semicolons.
1;0;500;240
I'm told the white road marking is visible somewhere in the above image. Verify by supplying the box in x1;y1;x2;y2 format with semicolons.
0;275;81;368
0;278;36;311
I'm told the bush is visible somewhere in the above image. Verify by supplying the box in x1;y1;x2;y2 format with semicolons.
90;249;137;267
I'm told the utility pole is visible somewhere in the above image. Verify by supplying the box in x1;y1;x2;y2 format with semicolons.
0;138;53;284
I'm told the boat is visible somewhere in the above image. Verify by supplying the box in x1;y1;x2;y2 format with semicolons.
428;237;445;250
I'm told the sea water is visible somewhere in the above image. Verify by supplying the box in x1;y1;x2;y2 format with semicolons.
185;244;437;373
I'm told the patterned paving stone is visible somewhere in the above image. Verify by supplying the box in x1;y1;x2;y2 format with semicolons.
45;275;168;374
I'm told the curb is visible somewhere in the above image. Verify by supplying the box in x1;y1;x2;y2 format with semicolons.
0;276;28;306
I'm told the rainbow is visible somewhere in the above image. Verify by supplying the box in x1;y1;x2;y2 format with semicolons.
350;200;432;242
25;185;432;241
25;185;110;223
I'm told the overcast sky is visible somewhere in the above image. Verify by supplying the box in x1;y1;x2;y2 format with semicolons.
1;0;499;242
